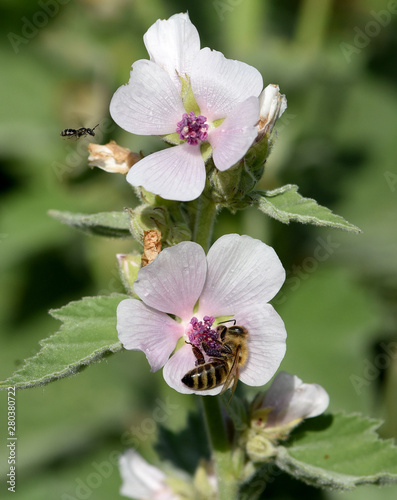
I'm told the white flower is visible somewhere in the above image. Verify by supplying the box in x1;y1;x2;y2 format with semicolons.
110;13;263;201
258;84;287;135
119;450;179;500
117;234;286;395
255;371;329;429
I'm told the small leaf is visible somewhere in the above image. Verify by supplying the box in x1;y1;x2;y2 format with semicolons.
0;294;128;389
253;185;361;232
276;412;397;490
48;209;132;238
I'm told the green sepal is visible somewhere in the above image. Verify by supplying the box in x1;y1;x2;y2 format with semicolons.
180;75;200;115
253;185;361;232
0;294;128;390
243;134;269;179
200;141;213;163
48;210;131;238
126;205;169;244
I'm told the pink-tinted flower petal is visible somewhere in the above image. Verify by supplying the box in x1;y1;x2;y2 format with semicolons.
233;304;286;387
117;299;183;372
144;13;200;91
133;241;207;321
110;60;185;136
126;143;206;201
209;96;259;171
190;48;263;121
199;234;285;317
163;343;223;395
264;372;329;427
119;450;170;499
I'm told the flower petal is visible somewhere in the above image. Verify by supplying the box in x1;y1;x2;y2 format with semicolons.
199;234;285;316
234;304;286;387
209;96;259;171
110;59;185;136
119;450;168;499
126;143;206;201
117;299;183;372
144;13;200;91
264;372;329;426
163;343;223;395
190;48;263;121
133;241;207;320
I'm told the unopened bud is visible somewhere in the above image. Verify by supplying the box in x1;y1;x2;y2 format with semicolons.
116;253;141;295
167;222;192;246
258;84;287;136
245;430;277;462
126;205;169;244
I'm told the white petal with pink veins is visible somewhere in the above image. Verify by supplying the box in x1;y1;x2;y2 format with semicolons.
163;343;223;395
119;450;168;499
134;241;207;321
190;48;263;121
198;234;285;316
264;372;329;427
234;304;286;387
209;96;259;171
127;142;206;201
117;299;183;372
110;60;185;136
144;13;200;91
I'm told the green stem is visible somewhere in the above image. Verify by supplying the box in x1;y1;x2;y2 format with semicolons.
201;396;239;500
192;192;218;252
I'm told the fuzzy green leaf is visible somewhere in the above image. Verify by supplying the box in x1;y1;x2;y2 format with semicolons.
254;185;361;232
0;294;128;389
48;209;132;238
276;412;397;490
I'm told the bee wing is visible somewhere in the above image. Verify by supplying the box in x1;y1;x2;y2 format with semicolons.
219;346;241;400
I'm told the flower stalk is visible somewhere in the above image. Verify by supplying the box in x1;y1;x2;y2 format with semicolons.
201;396;239;500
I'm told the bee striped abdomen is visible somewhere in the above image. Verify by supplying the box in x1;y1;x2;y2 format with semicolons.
60;129;76;137
182;360;228;390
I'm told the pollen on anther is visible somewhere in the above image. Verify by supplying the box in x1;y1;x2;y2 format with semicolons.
176;111;209;145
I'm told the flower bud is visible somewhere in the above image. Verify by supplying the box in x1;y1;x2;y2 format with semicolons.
245;429;277;462
167;222;192;246
116;253;141;295
88;140;141;174
258;84;287;136
141;229;161;267
249;372;329;442
126;205;169;244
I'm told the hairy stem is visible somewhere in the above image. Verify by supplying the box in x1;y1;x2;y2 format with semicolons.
192;192;218;252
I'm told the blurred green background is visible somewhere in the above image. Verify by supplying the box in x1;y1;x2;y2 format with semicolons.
0;0;396;498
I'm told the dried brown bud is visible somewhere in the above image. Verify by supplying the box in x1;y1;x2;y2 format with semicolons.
88;140;141;174
141;229;161;267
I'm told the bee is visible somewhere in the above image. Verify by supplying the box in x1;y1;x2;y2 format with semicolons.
182;320;249;399
60;124;99;139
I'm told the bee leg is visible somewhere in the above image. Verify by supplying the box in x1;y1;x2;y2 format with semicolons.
187;343;205;366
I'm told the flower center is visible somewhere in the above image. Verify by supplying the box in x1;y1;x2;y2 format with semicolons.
186;316;219;349
176;111;209;145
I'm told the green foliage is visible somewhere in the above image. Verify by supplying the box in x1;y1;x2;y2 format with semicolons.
276;413;397;490
48;210;132;238
0;294;127;389
254;185;361;232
